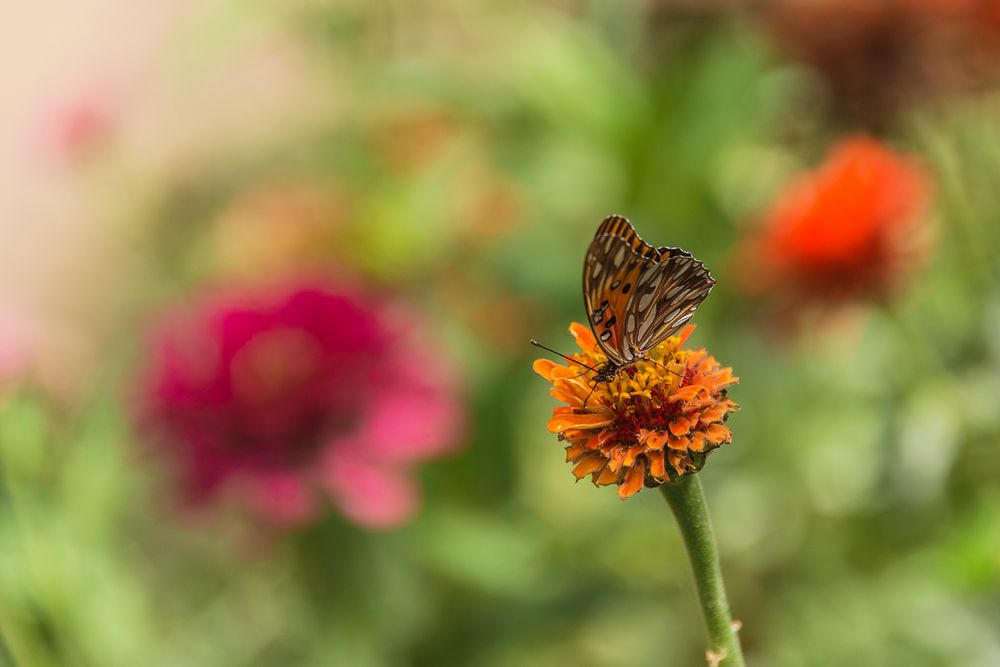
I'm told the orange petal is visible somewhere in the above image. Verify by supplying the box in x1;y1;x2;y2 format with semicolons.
689;432;706;452
686;349;708;366
569;322;599;355
623;445;644;467
648;450;666;480
646;431;668;450
565;441;588;462
667;434;691;451
704;423;731;445
572;453;607;480
551;388;581;406
681;397;715;415
561;429;591;441
547;412;613;433
606;446;628;472
596;430;618;449
550;364;585;380
698;403;728;425
668;416;693;436
668;450;688;475
618;459;645;499
594;464;621;486
702;368;738;390
670;385;708;402
676;323;696;347
532;358;561;381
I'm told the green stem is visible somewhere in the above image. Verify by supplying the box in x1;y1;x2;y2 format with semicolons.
660;474;745;667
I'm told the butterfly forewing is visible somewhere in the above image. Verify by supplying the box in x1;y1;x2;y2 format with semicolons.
583;216;655;365
583;215;714;366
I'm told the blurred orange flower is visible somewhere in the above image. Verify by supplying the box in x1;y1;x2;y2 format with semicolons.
209;181;349;279
534;323;738;499
735;136;932;313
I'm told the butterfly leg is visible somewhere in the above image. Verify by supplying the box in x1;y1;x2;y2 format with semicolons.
581;380;600;409
639;353;681;379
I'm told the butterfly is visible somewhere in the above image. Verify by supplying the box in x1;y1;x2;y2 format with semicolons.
533;215;715;393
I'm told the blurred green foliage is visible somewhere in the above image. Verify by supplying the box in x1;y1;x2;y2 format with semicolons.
2;1;1000;665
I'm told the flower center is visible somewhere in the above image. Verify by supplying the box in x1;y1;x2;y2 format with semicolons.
607;362;694;445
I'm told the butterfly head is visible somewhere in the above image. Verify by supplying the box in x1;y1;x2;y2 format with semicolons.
593;360;620;384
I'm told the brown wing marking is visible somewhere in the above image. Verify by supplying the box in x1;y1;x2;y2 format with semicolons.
626;250;714;353
584;215;714;364
583;215;655;365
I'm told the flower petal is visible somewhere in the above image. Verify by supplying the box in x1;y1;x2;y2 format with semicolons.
618;458;645;499
547;412;613;433
668;416;693;436
595;464;621;486
646;431;668;450
569;322;599;355
244;471;316;526
623;445;644;467
323;449;420;530
565;441;588;462
667;434;691;451
704;423;732;445
690;432;706;452
702;368;738;390
532;358;561;381
572;452;608;480
606;446;628;472
676;323;696;347
648;450;666;480
670;384;708;402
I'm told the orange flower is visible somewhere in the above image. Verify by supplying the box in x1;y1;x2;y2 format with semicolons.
533;323;738;499
735;136;931;311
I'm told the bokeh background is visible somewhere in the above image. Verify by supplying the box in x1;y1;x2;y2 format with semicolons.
2;1;1000;665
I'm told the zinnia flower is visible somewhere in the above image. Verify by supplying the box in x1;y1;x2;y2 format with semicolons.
533;323;738;499
735;136;931;313
137;281;463;529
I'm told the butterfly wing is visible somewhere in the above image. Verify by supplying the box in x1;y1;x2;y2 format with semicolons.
624;245;715;354
583;215;663;365
584;215;715;364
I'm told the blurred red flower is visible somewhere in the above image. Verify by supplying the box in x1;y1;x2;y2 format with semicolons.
137;281;464;529
735;136;932;314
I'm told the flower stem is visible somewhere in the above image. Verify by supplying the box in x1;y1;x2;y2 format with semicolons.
659;474;745;667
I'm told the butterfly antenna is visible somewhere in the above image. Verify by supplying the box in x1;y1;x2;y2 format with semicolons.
529;339;600;373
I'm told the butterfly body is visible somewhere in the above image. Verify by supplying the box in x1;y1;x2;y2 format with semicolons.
583;215;714;377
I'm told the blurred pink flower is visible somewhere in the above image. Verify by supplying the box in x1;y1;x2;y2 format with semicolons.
0;308;33;389
40;82;118;163
137;281;464;530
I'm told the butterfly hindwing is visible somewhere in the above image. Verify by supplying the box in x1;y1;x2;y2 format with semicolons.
584;215;714;365
625;250;714;353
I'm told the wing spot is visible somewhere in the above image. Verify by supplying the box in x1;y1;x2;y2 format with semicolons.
600;331;612;342
612;246;626;269
621;283;631;294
